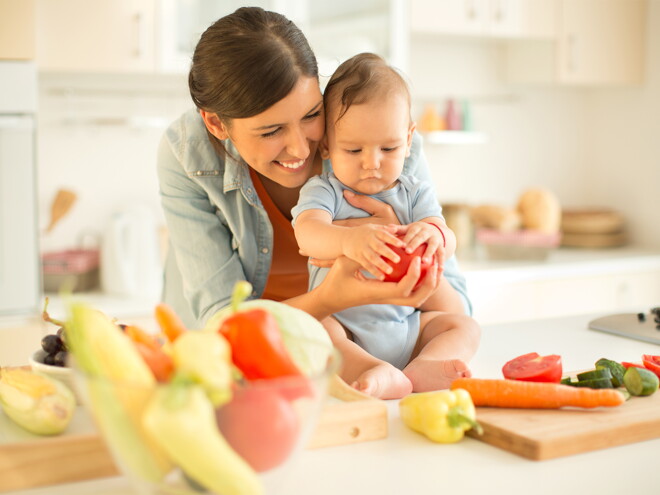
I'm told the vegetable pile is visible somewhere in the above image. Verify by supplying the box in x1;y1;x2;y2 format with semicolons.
64;281;334;495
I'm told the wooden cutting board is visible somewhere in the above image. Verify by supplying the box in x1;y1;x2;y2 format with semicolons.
468;389;660;460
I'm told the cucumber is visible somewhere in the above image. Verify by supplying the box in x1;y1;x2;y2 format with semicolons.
560;377;574;386
595;358;626;387
623;366;659;396
577;368;612;382
575;377;614;389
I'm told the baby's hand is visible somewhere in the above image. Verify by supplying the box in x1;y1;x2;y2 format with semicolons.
394;221;446;266
342;224;404;280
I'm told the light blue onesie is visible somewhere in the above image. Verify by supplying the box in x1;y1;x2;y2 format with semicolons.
291;171;443;370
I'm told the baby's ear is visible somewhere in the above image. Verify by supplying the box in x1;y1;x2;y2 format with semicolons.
200;110;229;140
319;134;331;159
405;122;416;157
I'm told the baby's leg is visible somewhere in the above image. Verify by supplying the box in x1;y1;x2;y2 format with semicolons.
322;317;412;400
403;312;481;392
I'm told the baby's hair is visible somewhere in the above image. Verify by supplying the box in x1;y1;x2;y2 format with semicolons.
324;53;411;124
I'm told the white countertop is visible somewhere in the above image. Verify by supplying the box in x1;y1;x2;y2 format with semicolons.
6;312;660;495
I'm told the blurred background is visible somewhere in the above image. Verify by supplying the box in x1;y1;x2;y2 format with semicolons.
1;0;659;325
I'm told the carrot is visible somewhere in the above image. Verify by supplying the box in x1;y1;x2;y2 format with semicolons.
451;378;625;409
155;303;187;342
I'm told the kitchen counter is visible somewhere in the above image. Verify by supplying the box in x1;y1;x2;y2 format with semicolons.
6;312;660;495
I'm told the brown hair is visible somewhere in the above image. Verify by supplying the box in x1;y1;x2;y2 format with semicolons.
188;7;318;155
323;53;411;125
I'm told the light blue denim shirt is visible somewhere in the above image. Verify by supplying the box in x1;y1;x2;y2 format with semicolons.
157;108;472;328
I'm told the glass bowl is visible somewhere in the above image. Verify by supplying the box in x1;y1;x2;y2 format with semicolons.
73;346;340;495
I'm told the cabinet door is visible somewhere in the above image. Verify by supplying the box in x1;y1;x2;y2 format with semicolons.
557;0;646;85
410;0;488;36
36;0;156;72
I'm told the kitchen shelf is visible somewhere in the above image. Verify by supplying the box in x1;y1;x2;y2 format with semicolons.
421;131;489;145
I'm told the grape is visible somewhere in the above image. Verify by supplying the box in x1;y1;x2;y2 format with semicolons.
43;353;56;365
41;334;63;354
52;351;68;367
55;327;67;349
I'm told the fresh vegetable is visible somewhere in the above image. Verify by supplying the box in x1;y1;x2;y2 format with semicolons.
171;331;233;406
502;352;563;383
622;366;659;396
215;385;300;472
0;368;75;435
66;303;171;481
641;354;660;379
382;234;432;286
205;283;333;377
450;378;625;409
595;358;626;387
399;389;482;443
211;283;313;399
123;325;174;383
155;303;187;343
143;381;262;495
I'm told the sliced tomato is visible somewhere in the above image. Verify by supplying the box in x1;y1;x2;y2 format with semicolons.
642;354;660;378
622;361;645;369
502;352;563;383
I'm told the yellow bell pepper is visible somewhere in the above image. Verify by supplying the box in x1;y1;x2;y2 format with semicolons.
399;389;482;443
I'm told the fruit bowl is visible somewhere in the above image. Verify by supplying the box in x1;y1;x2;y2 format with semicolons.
73;345;340;495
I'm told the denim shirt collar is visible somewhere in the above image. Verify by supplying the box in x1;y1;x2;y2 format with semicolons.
222;139;261;207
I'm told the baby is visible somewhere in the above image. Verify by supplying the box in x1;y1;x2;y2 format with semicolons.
292;53;480;399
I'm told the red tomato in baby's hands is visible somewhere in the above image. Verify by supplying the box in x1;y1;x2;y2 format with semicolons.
215;385;300;472
502;352;563;383
382;235;432;285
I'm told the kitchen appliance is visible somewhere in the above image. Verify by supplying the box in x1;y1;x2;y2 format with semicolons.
0;61;39;316
100;206;163;299
589;308;660;345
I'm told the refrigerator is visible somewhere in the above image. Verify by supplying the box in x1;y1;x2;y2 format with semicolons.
0;61;40;316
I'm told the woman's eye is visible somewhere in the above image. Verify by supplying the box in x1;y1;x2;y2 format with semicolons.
304;110;322;120
261;128;281;138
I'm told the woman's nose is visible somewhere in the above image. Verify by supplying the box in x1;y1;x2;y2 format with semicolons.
286;126;310;158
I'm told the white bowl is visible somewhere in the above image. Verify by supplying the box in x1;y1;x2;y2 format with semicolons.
29;349;80;403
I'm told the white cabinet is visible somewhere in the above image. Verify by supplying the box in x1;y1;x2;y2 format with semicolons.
0;0;35;60
506;0;647;85
36;0;157;73
410;0;557;40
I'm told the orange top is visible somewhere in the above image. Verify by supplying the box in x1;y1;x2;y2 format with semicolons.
249;169;309;301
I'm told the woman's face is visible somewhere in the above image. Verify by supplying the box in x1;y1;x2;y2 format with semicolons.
211;76;324;189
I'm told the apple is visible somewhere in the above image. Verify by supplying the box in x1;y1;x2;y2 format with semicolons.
382;235;433;286
215;385;300;472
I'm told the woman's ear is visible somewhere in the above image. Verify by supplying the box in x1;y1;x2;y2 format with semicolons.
405;122;417;158
200;110;229;140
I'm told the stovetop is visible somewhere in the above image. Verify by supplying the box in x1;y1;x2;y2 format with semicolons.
589;307;660;345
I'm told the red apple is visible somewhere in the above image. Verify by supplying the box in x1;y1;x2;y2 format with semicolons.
215;385;300;472
382;235;432;286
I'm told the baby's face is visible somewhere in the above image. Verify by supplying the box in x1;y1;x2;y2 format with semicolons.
323;93;414;195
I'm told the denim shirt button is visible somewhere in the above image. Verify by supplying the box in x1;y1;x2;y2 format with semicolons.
261;247;269;254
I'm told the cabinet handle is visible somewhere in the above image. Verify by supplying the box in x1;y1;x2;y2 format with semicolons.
133;12;145;58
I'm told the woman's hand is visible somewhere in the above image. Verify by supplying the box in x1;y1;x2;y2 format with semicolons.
315;255;441;315
333;190;402;227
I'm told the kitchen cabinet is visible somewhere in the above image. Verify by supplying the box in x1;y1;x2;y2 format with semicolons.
505;0;647;85
0;0;35;60
36;0;157;73
410;0;557;40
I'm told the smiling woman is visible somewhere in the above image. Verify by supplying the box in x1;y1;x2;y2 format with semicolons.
156;7;472;380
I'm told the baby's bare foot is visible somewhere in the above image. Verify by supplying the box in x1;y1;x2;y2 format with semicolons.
403;358;471;392
352;362;413;400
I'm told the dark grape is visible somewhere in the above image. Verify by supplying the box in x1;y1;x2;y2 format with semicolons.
41;334;63;354
52;350;68;367
43;353;57;365
55;327;67;349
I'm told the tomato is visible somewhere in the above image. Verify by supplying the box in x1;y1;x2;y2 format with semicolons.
382;235;433;286
502;352;563;383
215;385;300;472
622;362;645;369
642;354;660;378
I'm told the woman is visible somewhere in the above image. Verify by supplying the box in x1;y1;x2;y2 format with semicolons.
157;7;471;332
